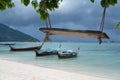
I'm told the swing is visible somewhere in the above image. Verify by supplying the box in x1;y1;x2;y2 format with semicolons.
40;4;110;44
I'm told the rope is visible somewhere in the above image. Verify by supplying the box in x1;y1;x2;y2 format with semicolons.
45;8;52;28
48;15;52;28
45;15;51;28
99;7;106;32
46;9;52;28
46;19;48;28
99;0;108;32
98;5;107;44
44;9;52;42
44;32;51;42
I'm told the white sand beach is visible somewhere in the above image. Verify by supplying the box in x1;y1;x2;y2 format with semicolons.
0;59;112;80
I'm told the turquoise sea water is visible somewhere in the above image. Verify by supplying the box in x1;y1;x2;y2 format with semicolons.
0;42;120;80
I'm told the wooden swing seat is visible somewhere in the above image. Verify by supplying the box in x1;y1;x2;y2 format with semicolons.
40;28;109;39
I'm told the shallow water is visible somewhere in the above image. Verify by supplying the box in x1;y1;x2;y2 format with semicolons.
0;42;120;80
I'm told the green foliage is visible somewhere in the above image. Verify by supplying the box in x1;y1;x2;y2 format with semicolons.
31;0;38;9
21;0;30;6
90;0;117;8
0;0;62;20
0;0;14;11
31;0;62;20
90;0;95;3
101;0;117;7
115;22;120;29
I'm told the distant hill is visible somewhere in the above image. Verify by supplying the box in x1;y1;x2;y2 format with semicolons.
0;23;39;42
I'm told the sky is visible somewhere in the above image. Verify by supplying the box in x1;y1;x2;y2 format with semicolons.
0;0;120;42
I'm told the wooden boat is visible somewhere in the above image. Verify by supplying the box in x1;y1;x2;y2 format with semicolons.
58;50;78;58
35;49;58;56
9;45;41;51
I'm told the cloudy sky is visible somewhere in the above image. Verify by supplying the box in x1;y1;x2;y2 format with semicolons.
0;0;120;42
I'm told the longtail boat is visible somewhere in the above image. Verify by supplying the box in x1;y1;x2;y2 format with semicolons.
57;50;78;58
9;45;41;51
35;49;58;56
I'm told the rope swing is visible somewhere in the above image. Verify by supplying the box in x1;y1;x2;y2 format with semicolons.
99;7;106;32
97;7;107;44
40;1;110;44
44;9;52;42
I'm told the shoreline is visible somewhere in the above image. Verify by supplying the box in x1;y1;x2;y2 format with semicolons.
0;59;112;80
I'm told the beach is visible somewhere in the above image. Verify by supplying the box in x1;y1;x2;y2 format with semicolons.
0;59;112;80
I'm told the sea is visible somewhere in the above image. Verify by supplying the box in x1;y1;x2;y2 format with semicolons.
0;42;120;80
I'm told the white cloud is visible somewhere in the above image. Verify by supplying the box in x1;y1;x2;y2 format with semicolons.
13;0;37;19
56;0;89;14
